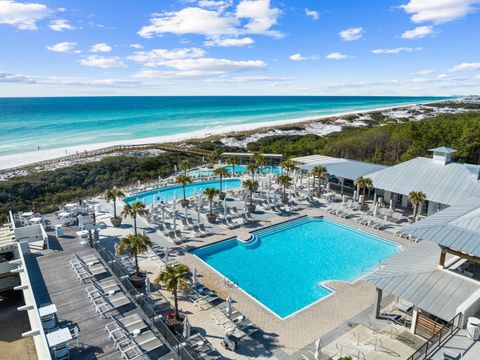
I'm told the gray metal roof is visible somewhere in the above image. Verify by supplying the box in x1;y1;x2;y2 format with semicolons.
292;155;388;180
429;147;457;153
366;241;480;320
367;157;480;205
402;198;480;257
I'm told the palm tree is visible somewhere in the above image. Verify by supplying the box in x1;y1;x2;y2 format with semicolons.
409;191;426;222
116;233;152;277
209;148;222;164
311;166;328;196
213;167;229;198
364;177;374;198
104;187;125;219
253;152;266;171
354;176;368;204
226;156;240;175
280;158;296;175
154;264;190;321
246;163;259;182
276;174;292;202
203;187;220;220
179;159;191;176
242;179;259;212
175;175;192;206
122;201;147;235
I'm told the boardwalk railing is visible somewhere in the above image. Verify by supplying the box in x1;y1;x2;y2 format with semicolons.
407;313;461;360
1;143;212;174
93;242;196;360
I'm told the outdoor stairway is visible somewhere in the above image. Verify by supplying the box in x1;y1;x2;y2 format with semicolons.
251;215;312;239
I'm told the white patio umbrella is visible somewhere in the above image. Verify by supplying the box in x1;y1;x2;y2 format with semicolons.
158;175;162;183
373;192;378;204
77;214;84;230
196;211;201;223
161;205;165;223
373;203;378;218
341;195;346;207
389;198;393;210
314;339;321;360
174;164;177;173
182;317;191;339
192;267;198;285
164;246;169;262
145;277;151;293
137;180;141;187
353;190;357;202
326;182;331;192
226;296;233;318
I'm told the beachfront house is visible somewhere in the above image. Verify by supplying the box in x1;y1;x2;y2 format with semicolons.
367;198;480;340
367;147;480;216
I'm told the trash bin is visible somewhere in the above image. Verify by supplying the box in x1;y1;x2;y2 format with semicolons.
467;317;480;340
55;224;64;238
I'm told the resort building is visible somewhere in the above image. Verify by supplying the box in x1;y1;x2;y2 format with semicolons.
220;152;283;165
292;154;388;194
368;147;480;215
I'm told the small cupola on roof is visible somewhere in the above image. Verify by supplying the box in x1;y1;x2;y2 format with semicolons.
428;147;457;165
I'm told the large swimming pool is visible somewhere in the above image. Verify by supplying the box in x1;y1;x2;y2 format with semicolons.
189;165;283;177
124;179;242;205
194;217;399;318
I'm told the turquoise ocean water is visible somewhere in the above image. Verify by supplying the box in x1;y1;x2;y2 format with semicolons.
0;96;448;156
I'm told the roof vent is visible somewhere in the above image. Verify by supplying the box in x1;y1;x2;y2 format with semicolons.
428;147;457;165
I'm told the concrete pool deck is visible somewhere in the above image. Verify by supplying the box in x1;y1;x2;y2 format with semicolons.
97;195;416;358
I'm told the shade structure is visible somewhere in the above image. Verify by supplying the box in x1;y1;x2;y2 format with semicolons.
182;317;191;339
226;296;232;318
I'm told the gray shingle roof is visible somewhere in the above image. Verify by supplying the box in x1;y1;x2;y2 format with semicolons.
401;198;480;257
367;157;480;205
366;241;480;320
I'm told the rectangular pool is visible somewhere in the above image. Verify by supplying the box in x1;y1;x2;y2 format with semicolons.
193;217;400;318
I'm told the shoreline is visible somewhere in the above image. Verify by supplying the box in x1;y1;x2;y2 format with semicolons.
0;99;451;171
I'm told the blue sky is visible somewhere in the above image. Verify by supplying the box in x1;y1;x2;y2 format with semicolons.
0;0;479;96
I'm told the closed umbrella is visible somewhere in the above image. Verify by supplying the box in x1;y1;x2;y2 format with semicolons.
389;198;393;210
182;317;191;339
137;180;141;187
353;190;357;202
226;296;233;318
326;182;330;192
77;214;84;230
373;192;377;204
196;211;201;223
341;195;346;207
145;277;150;293
164;246;169;262
373;203;378;218
314;339;321;360
192;267;198;285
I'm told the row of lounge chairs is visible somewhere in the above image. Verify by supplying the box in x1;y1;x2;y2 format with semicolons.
210;302;259;338
188;283;222;310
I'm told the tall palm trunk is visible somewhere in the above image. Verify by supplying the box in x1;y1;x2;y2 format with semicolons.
209;200;213;215
412;201;418;220
173;289;179;320
250;191;253;206
183;185;186;200
133;215;137;235
113;198;117;218
134;252;139;276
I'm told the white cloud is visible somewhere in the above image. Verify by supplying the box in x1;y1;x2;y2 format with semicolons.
197;0;232;12
90;43;112;53
371;47;422;54
205;37;254;47
437;73;453;80
325;52;348;60
138;0;282;41
46;41;77;53
400;0;480;24
134;57;266;78
417;69;434;75
304;8;319;20
401;25;435;39
0;71;143;87
289;53;318;61
0;0;50;30
79;55;127;68
449;62;480;72
339;27;363;41
207;75;296;83
130;43;143;49
128;48;206;66
475;74;480;81
49;19;74;31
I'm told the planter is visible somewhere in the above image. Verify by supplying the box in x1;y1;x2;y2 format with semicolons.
219;192;226;201
207;214;217;224
247;204;256;213
129;272;147;288
110;216;122;227
180;199;190;208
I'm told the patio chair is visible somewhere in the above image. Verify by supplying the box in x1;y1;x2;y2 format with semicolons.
199;224;213;236
95;293;132;318
86;279;120;301
52;344;70;360
75;263;108;283
106;314;147;345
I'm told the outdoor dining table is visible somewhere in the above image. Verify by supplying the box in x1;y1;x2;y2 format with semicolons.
39;304;57;318
46;327;72;348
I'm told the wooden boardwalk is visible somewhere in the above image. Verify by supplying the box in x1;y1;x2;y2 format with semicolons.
25;220;172;359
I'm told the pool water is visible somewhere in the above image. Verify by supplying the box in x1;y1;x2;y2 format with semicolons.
194;217;399;318
124;179;242;205
189;165;283;176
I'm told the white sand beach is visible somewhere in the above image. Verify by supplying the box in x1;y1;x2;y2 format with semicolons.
0;101;442;171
